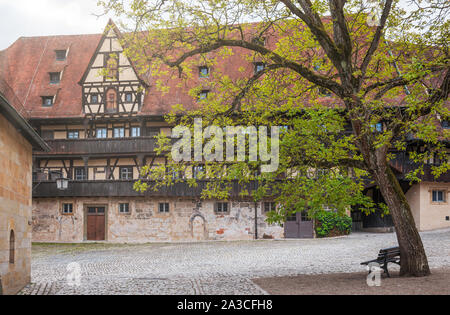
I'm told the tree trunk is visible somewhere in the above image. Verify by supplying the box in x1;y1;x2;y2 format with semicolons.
372;164;431;277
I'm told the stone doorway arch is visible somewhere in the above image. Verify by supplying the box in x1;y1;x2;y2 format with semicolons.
189;213;207;241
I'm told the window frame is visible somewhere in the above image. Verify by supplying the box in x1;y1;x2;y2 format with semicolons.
263;202;277;213
131;126;141;137
96;128;108;139
55;50;67;61
9;230;15;264
199;66;210;78
193;165;205;179
67;130;79;139
254;62;265;74
215;202;230;215
158;202;170;213
125;92;133;102
431;188;447;204
49;72;61;84
42;96;54;107
113;127;125;138
198;90;210;100
119;203;130;214
91;94;99;104
119;167;133;180
62;203;74;215
74;167;87;181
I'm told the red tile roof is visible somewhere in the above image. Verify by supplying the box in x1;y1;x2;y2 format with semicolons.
0;22;446;119
0;34;101;118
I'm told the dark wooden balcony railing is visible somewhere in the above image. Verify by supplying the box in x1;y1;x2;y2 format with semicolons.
32;180;257;198
389;152;450;182
34;137;158;156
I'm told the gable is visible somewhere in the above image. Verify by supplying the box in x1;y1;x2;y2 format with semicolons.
79;21;142;85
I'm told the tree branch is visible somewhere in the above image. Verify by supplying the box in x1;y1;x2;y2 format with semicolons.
153;38;345;96
359;0;394;84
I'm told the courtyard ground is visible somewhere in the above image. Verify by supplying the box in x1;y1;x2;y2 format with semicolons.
19;228;450;295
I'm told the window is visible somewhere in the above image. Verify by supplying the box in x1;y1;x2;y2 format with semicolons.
106;55;118;79
432;190;446;203
264;202;277;213
371;122;383;132
199;66;210;78
67;131;79;139
301;211;311;221
286;215;297;222
91;94;99;104
9;230;14;264
125;92;133;102
41;130;54;139
252;37;266;46
55;50;67;61
74;167;87;181
131;127;141;137
62;203;73;214
442;120;449;129
193;165;205;179
42;96;54;107
106;88;117;111
119;203;130;214
96;128;107;138
120;167;133;180
215;202;229;214
114;127;125;138
146;127;160;137
159;203;170;213
170;170;183;180
254;62;265;74
49;72;60;84
198;90;209;100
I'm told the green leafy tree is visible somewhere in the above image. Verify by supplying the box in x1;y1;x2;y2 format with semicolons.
100;0;449;277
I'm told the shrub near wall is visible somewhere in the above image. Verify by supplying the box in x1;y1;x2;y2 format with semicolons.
315;211;352;238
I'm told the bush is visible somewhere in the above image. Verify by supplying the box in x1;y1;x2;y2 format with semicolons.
315;211;352;238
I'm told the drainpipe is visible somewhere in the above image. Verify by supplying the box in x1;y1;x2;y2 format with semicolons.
254;177;259;240
254;201;258;240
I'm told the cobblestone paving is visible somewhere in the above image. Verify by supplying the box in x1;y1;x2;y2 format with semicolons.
19;228;450;295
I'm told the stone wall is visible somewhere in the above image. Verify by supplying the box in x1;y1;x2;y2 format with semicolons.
0;114;33;295
32;197;284;243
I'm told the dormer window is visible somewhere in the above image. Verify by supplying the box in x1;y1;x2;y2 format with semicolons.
198;90;209;100
49;72;61;84
199;66;210;78
252;37;266;46
42;96;54;107
55;50;67;61
254;62;265;74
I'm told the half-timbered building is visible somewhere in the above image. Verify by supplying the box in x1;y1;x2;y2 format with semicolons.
0;20;448;243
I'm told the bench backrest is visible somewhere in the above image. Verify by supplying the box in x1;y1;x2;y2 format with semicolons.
377;247;400;260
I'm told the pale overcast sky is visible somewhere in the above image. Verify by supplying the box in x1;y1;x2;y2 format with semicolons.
0;0;415;51
0;0;110;50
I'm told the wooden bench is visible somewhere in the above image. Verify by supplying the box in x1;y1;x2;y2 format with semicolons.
361;246;401;277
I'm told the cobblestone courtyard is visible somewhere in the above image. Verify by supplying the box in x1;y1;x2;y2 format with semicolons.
19;228;450;295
